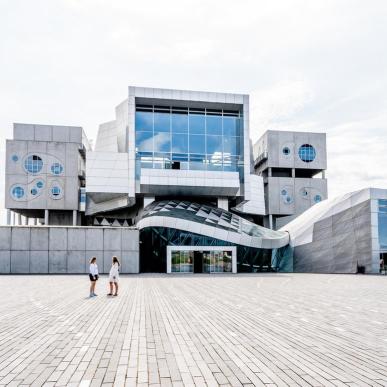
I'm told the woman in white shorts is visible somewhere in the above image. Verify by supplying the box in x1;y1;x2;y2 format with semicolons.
108;256;120;296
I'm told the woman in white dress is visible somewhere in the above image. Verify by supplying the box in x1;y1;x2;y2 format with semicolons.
89;257;99;297
108;256;120;296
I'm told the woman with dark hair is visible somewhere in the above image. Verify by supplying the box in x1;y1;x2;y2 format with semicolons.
89;257;99;297
108;256;120;296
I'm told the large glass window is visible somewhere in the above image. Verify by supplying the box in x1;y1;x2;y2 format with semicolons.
206;114;222;135
379;199;387;250
189;113;205;134
135;105;243;171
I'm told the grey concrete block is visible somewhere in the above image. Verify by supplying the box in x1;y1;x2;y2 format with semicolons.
11;250;30;273
49;228;67;250
49;251;67;273
333;219;355;235
85;251;103;273
69;127;82;143
0;228;11;250
11;227;30;250
122;229;139;251
67;251;86;273
52;126;69;142
34;125;52;142
68;228;86;250
0;251;11;273
86;228;103;250
13;123;35;141
30;251;49;273
30;228;49;250
104;229;122;250
103;251;121;274
121;250;139;273
333;208;353;225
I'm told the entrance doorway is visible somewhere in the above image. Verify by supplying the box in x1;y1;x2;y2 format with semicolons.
167;246;236;273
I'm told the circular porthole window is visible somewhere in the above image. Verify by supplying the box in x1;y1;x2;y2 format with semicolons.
12;155;19;162
298;144;316;162
31;188;38;195
11;186;24;199
24;155;43;174
36;180;44;189
51;163;63;175
51;185;62;199
314;194;322;203
282;147;290;156
281;189;287;195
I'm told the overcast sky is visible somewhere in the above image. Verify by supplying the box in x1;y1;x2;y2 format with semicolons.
1;0;387;222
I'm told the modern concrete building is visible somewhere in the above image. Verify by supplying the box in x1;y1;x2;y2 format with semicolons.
253;130;327;229
5;123;90;226
283;188;387;274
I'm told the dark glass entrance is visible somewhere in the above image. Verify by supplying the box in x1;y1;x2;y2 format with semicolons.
194;251;203;273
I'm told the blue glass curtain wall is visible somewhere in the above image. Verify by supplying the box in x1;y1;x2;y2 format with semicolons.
135;105;243;172
139;227;292;273
378;199;387;250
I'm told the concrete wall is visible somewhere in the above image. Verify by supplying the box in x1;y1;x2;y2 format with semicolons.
293;200;373;273
0;226;139;274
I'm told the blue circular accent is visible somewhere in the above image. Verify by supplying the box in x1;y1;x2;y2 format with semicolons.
281;189;287;195
12;155;19;162
282;147;290;155
298;144;316;162
51;186;61;197
31;188;38;195
314;194;322;203
12;186;24;199
302;189;308;197
286;196;291;203
24;155;43;173
51;163;63;175
36;180;44;189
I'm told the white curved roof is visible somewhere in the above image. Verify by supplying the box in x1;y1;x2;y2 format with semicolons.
281;187;387;246
138;200;289;249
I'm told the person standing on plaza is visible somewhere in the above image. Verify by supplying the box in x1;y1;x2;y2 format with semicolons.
108;256;120;296
89;257;99;297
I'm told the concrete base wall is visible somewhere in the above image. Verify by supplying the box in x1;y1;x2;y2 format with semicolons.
0;226;139;274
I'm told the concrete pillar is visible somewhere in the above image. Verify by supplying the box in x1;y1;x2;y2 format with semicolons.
268;167;272;177
72;210;77;226
44;210;49;226
24;216;28;225
12;212;15;226
17;213;22;226
6;210;11;226
217;198;228;211
292;168;295;178
269;214;273;230
34;218;37;226
322;170;326;179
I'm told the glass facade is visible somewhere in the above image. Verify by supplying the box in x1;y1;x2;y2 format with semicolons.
24;155;43;174
140;227;291;273
378;199;387;250
135;105;243;172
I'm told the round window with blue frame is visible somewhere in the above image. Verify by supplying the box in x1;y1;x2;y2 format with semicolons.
36;180;44;189
282;147;290;156
298;144;316;162
31;188;38;196
51;185;62;198
51;163;64;175
12;154;19;162
12;186;24;199
24;155;43;173
314;194;322;203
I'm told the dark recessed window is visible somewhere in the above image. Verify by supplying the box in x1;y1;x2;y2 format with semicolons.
282;147;290;156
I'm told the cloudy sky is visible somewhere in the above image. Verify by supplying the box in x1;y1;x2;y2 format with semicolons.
1;0;387;222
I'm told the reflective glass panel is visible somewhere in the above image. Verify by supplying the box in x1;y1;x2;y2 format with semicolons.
135;111;153;131
172;133;188;153
189;134;205;154
154;112;170;132
223;116;239;136
379;200;387;249
206;135;223;154
136;131;153;152
189;113;205;134
153;132;171;152
189;154;206;170
172;112;188;133
206;115;222;135
223;136;238;155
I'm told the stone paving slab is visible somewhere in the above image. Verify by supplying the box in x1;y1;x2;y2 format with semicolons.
0;274;386;386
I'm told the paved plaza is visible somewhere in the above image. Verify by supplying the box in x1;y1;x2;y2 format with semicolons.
0;274;386;387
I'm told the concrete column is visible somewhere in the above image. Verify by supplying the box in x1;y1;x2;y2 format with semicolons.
12;212;15;226
17;213;22;226
269;214;273;230
72;210;77;226
292;168;295;178
217;198;228;211
322;170;326;179
44;210;49;226
6;210;11;226
268;167;272;177
24;216;28;225
33;218;37;226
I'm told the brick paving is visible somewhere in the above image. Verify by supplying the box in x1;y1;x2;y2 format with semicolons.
0;273;386;386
